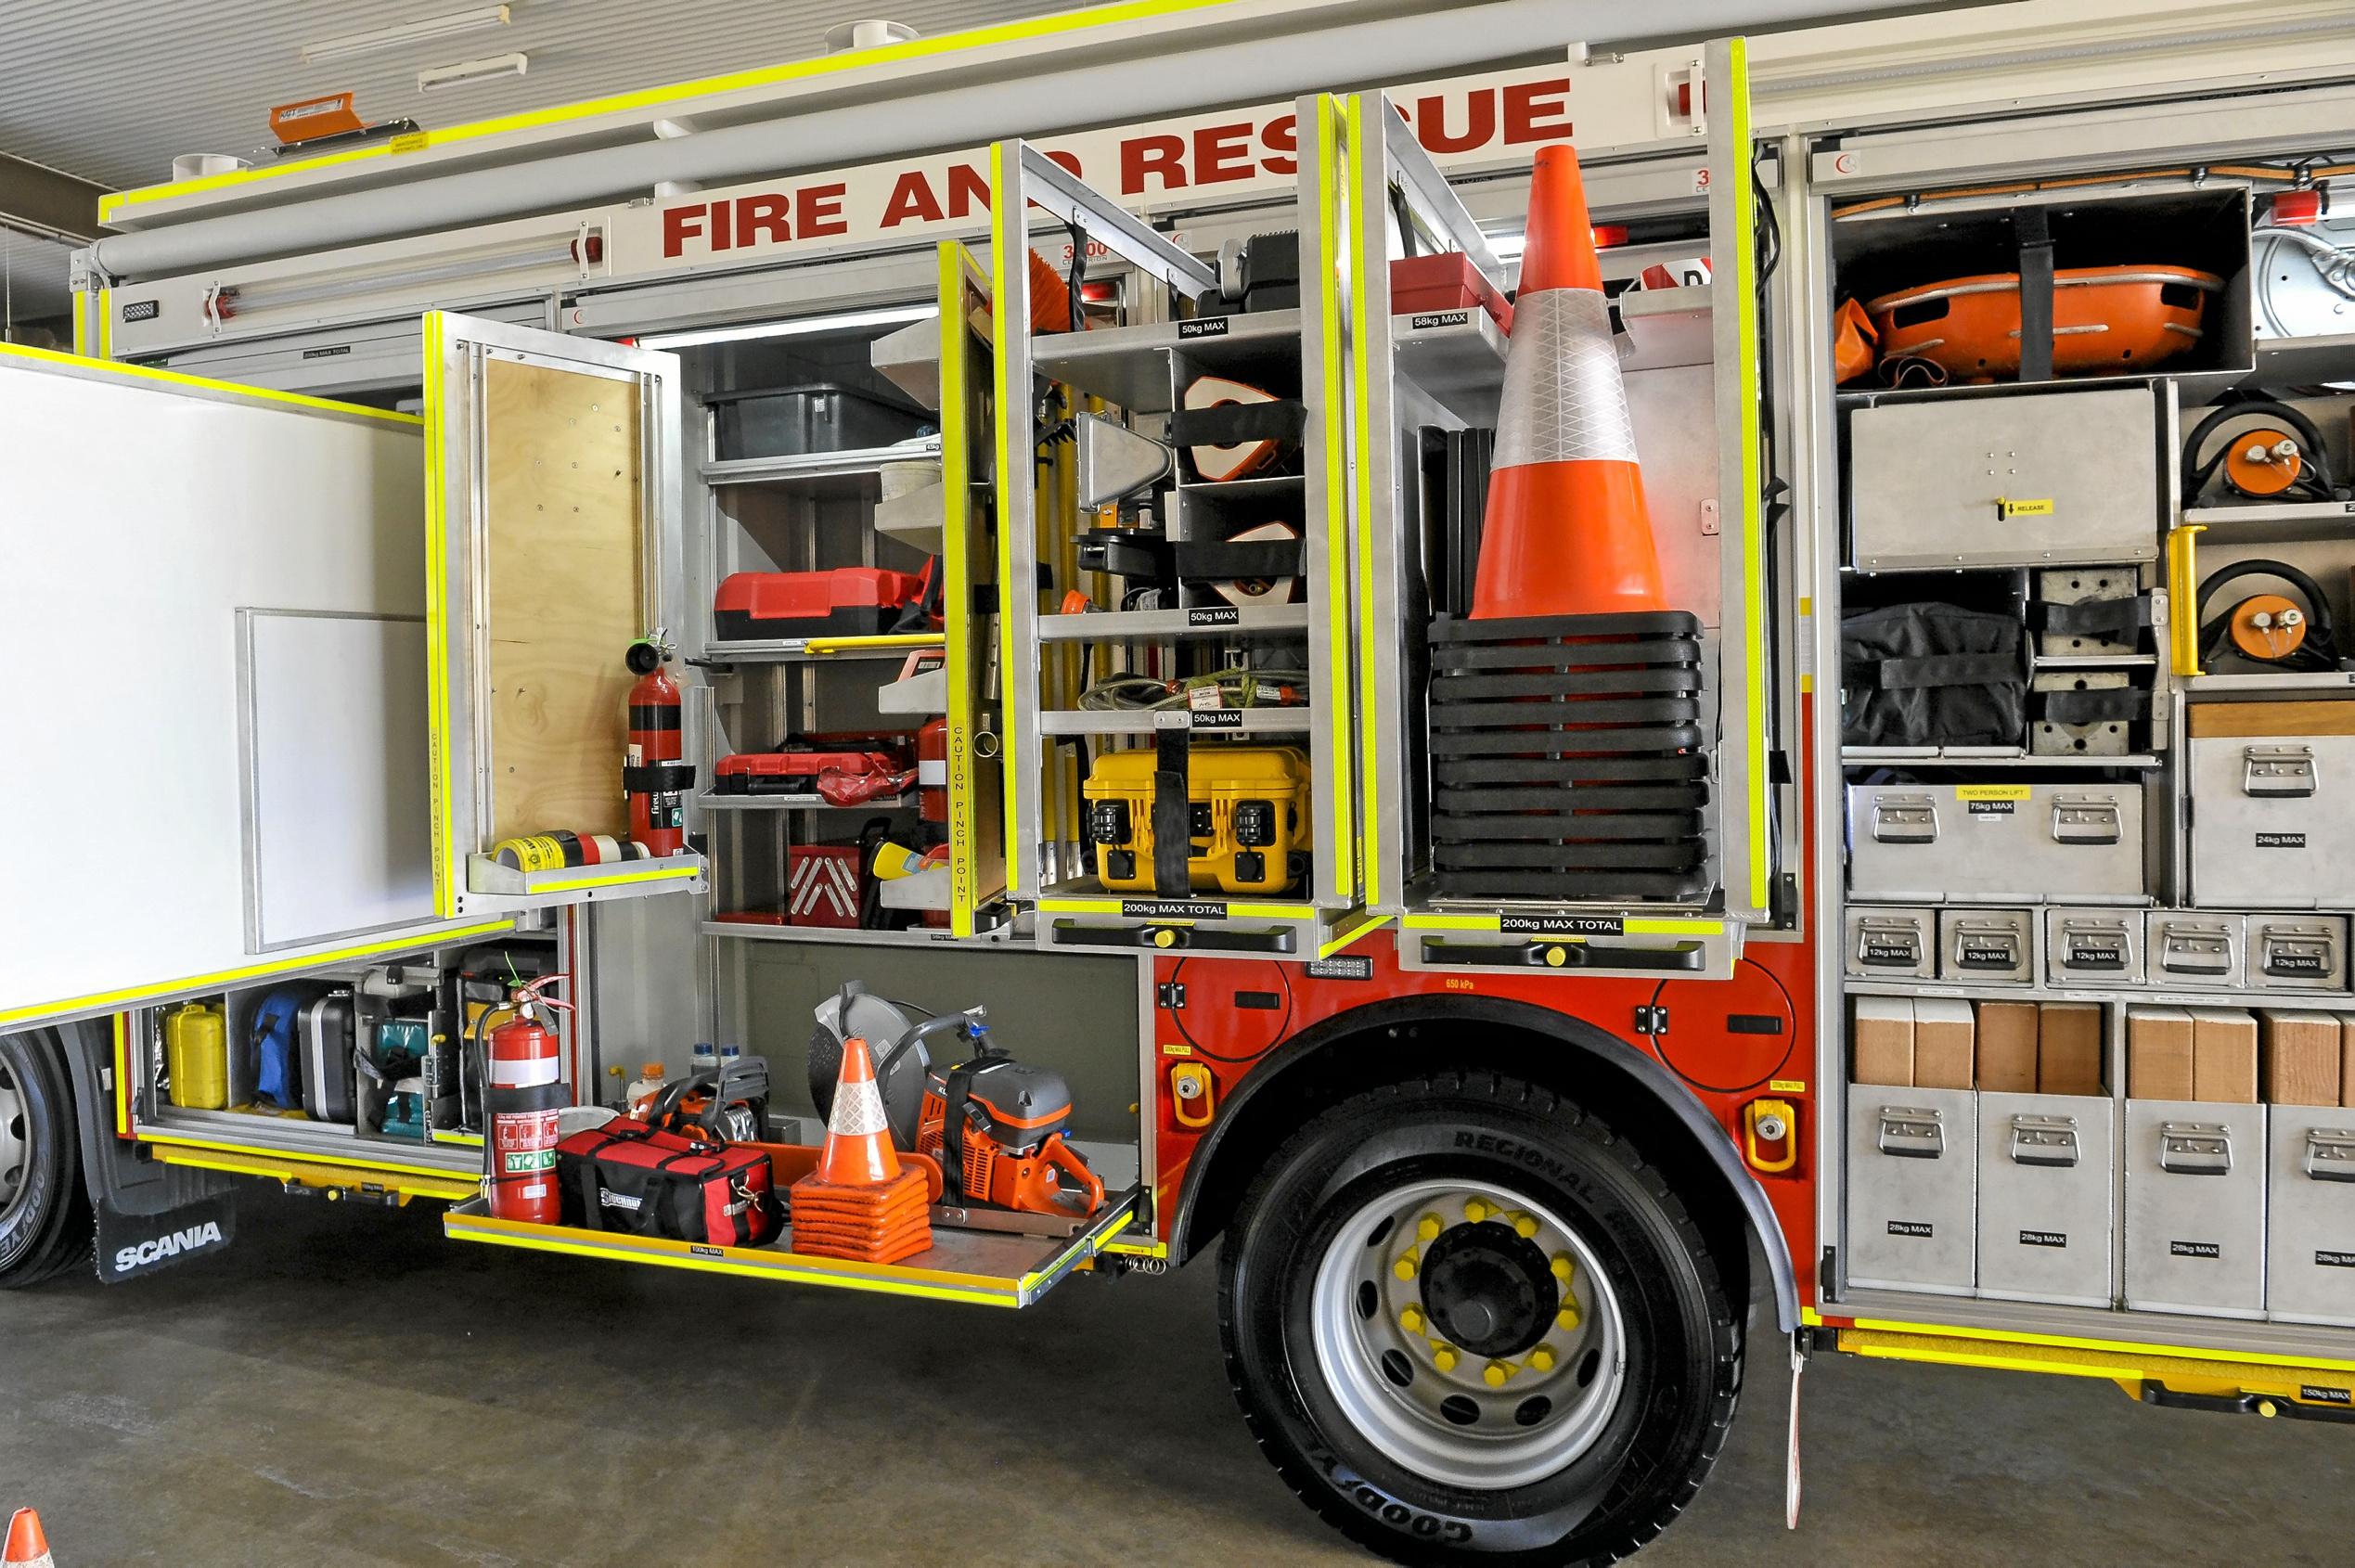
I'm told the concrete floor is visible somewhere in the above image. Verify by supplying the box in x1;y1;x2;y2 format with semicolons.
2;1196;2350;1567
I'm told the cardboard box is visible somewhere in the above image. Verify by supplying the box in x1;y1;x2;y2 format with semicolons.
2039;1002;2105;1097
2189;1009;2259;1105
2127;1007;2194;1100
1912;996;1975;1089
2261;1010;2344;1107
1851;996;1914;1086
1975;1000;2040;1094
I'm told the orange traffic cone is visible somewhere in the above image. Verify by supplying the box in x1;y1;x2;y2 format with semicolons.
1471;142;1667;621
5;1509;54;1568
791;1035;932;1265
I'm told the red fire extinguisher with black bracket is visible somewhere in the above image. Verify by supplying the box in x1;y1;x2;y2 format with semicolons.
481;973;573;1224
624;633;696;858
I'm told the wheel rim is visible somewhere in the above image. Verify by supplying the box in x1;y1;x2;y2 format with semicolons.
0;1056;28;1219
1309;1177;1628;1492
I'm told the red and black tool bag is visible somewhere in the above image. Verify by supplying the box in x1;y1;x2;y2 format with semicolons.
557;1122;778;1247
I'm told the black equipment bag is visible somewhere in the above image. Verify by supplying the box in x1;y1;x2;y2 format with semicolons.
1841;602;2027;748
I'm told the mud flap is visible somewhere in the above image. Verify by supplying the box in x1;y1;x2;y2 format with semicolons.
96;1191;238;1284
55;1016;239;1282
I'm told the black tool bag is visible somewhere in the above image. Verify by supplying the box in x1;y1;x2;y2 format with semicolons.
1841;602;2027;748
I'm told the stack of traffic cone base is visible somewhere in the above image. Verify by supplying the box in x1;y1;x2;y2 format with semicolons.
5;1509;54;1568
1428;143;1708;905
790;1036;932;1265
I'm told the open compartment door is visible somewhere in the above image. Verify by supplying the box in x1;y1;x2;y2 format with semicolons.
423;312;706;917
937;242;1010;935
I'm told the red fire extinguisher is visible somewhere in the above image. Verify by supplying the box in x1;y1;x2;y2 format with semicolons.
484;973;572;1225
624;634;688;858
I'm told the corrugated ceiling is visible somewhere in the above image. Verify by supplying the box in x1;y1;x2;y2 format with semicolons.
0;0;1069;193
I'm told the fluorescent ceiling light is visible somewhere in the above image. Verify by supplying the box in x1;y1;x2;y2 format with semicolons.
418;51;530;92
302;6;509;66
637;304;937;351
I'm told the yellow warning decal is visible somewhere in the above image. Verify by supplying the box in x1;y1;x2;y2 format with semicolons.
390;132;430;154
1955;783;2032;803
1161;1043;1193;1057
2001;498;2055;518
1769;1078;1808;1094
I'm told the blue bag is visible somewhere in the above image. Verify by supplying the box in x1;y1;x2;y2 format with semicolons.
250;988;307;1110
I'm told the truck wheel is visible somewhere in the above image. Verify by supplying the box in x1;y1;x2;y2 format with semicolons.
1218;1073;1741;1566
0;1031;94;1289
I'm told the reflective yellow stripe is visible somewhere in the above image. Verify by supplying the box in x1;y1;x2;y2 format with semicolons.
531;866;700;893
0;341;418;424
1346;94;1383;908
1018;1211;1132;1291
0;919;516;1027
102;0;1255;221
1835;1325;2355;1394
1822;1309;2355;1374
799;633;946;654
97;287;110;360
145;1139;478;1201
1726;38;1770;914
422;313;458;916
1314;96;1356;901
939;242;980;937
112;1014;131;1137
1318;911;1392;958
71;290;88;356
990;142;1025;884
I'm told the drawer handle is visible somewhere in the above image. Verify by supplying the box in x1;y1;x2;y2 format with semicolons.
2305;1129;2355;1184
2260;934;2336;979
1871;798;1938;844
2010;1113;2080;1168
1876;1106;1945;1160
2051;796;2122;845
2159;1121;2233;1176
2055;921;2130;971
2156;928;2233;976
2244;745;2317;799
1854;919;1925;969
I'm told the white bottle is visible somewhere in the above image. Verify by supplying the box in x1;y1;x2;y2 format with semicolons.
625;1060;667;1116
692;1040;718;1076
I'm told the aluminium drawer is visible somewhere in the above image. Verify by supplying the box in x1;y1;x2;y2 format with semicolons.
1846;1086;1976;1296
1848;783;2144;904
1940;907;2032;983
2045;906;2145;986
2268;1107;2355;1326
2144;910;2246;991
2247;916;2349;992
2123;1099;2267;1319
1846;906;1935;980
1848;387;2161;571
2189;720;2355;910
1975;1091;2115;1306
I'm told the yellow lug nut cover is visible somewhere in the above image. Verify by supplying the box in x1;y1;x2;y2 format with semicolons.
1394;1254;1418;1281
1512;1214;1539;1240
1551;1253;1574;1282
1433;1345;1460;1372
1484;1361;1513;1388
1529;1346;1556;1373
1399;1305;1425;1334
1417;1213;1442;1242
1463;1199;1489;1223
1557;1305;1581;1331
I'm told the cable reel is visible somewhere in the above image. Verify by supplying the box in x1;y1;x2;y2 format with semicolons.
2181;394;2341;505
2196;558;2350;672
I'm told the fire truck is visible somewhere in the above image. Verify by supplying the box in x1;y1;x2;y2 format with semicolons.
8;0;2355;1561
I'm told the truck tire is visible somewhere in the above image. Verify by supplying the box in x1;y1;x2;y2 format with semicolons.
0;1030;94;1289
1217;1073;1741;1566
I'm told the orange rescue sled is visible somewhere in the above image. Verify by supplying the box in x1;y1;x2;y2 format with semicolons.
1864;263;2221;381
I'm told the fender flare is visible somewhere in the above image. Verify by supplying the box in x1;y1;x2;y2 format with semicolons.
1166;994;1802;1331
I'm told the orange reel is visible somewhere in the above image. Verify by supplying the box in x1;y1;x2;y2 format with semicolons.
2228;593;2310;662
2222;426;2307;498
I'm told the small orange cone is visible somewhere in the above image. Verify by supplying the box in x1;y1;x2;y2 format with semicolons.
5;1509;54;1568
1471;143;1667;621
791;1035;932;1265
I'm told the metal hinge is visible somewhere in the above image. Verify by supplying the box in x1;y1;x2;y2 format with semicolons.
1633;1005;1668;1036
1156;982;1187;1010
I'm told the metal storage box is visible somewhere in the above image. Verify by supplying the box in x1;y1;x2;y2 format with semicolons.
2145;910;2246;990
1846;1086;1976;1296
2046;906;2144;986
2188;704;2355;909
2268;1107;2355;1326
1975;1091;2116;1306
709;381;933;461
1847;906;1935;980
1847;783;2144;904
1848;387;2161;570
2248;916;2349;992
1940;907;2032;983
2123;1099;2267;1318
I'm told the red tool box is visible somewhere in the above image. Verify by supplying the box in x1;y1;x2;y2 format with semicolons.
1389;253;1513;333
713;740;915;803
714;567;929;641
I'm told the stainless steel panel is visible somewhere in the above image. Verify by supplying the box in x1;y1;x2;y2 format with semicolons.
1940;907;2032;983
1847;783;2145;904
1975;1091;2115;1306
2189;732;2355;909
2145;910;2246;990
2268;1107;2355;1326
2249;916;2349;992
1849;387;2160;571
2124;1099;2267;1318
1846;1086;1976;1296
2045;906;2145;986
1847;906;1935;980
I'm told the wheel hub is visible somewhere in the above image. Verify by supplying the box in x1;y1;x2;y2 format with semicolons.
1420;1221;1558;1357
0;1059;28;1215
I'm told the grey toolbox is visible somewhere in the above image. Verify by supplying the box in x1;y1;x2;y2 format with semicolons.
2123;1100;2268;1318
2144;910;2246;990
298;991;358;1125
1939;907;2033;983
1847;906;1936;980
2268;1105;2355;1326
1847;783;2144;904
1846;1087;1976;1296
2248;916;2350;992
2188;701;2355;909
2044;906;2146;986
1847;386;2160;571
1975;1092;2116;1306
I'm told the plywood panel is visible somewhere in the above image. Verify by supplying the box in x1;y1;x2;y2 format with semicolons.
482;357;644;844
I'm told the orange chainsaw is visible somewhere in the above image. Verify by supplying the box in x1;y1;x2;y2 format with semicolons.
917;1029;1104;1219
